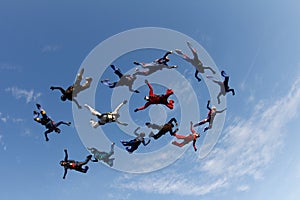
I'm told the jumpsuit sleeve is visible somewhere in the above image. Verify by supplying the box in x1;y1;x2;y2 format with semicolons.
63;167;68;179
64;149;68;161
142;138;150;146
133;127;140;136
169;118;178;126
193;139;197;151
190;122;196;134
206;100;211;111
50;86;66;94
216;108;227;114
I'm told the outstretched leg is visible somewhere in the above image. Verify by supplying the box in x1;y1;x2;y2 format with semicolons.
217;92;222;104
89;119;100;128
55;121;71;127
174;133;187;139
80;77;93;91
193;119;208;127
72;98;82;109
107;142;115;158
147;82;154;96
78;155;92;166
187;41;199;60
44;129;52;141
84;104;102;117
50;86;66;95
74;68;84;87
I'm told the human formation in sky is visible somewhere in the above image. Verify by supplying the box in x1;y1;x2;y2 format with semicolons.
33;41;234;179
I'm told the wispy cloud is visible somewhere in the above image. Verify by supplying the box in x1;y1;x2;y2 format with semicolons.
0;135;7;151
5;87;42;103
0;63;22;71
237;185;250;192
0;112;24;123
42;45;61;53
113;77;300;196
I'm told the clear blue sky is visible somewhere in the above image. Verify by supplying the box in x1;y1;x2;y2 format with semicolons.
1;0;300;200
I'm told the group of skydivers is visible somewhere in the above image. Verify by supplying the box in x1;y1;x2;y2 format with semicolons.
33;41;235;179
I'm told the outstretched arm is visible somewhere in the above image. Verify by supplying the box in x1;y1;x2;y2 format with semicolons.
206;100;211;111
64;149;68;161
116;119;128;126
142;138;151;146
190;121;196;135
63;167;68;179
133;127;140;136
50;86;66;94
72;98;82;109
216;108;227;114
193;139;197;151
168;117;178;126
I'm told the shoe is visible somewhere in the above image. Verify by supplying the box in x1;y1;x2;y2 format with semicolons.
87;155;92;160
133;61;139;65
134;109;138;112
33;110;39;115
36;104;41;109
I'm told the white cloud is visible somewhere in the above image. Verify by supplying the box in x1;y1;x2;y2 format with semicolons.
0;135;7;151
0;63;21;71
0;112;8;123
113;77;300;196
0;112;25;124
42;45;61;53
237;185;250;192
5;87;42;103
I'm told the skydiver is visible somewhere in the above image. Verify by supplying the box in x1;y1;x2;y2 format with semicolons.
101;65;139;93
50;68;92;109
33;103;71;141
194;100;226;132
133;51;177;76
172;121;200;151
87;142;115;167
175;41;216;82
148;117;178;140
134;80;174;112
59;149;92;179
206;70;235;104
121;127;150;153
84;100;128;128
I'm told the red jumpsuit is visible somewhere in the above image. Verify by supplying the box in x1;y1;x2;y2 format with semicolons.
134;82;174;112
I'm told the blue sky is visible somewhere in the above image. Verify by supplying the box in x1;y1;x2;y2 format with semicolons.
1;0;300;200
